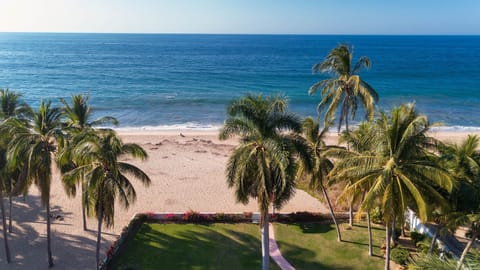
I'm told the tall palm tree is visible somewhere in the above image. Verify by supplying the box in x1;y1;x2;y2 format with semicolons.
0;89;29;233
331;104;454;270
298;117;342;241
309;44;379;133
438;135;480;270
59;94;118;231
63;130;150;269
338;121;380;255
0;139;11;263
6;99;63;267
219;94;312;270
0;88;27;264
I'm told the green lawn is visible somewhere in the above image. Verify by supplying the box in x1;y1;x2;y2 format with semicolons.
111;222;385;270
111;223;281;270
275;222;386;270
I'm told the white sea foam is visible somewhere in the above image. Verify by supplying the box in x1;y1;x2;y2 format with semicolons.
113;122;222;132
430;126;480;132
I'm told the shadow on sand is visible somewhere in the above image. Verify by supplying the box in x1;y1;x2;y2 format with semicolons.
0;194;114;270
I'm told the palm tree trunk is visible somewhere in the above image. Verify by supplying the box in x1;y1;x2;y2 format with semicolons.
456;230;478;270
321;185;341;241
82;180;87;231
385;222;391;270
261;211;270;270
391;219;396;245
8;195;12;233
46;196;54;267
345;110;349;133
367;211;373;256
0;190;11;263
96;204;103;269
429;224;440;255
349;202;354;227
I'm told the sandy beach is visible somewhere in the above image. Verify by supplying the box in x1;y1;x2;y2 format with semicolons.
0;130;478;269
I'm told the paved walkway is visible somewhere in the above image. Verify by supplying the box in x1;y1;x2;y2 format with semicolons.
269;223;296;270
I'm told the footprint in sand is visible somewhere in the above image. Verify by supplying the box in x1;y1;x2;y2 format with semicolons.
165;199;177;205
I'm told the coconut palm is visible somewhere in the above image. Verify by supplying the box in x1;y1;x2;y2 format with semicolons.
298;117;342;241
219;94;312;270
0;139;11;263
438;135;480;270
309;44;378;133
337;121;380;255
6;99;63;267
59;94;118;231
331;103;454;270
63;130;150;269
0;89;29;233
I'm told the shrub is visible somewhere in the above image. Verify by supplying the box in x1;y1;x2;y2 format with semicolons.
416;237;435;254
370;207;383;224
410;231;426;244
393;227;402;241
391;246;410;265
183;210;202;222
243;212;252;219
277;211;324;222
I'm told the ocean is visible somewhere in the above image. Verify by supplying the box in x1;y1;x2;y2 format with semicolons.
0;33;479;131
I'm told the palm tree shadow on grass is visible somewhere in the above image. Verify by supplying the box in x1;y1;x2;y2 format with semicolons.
0;194;110;269
298;222;334;234
353;224;384;231
111;224;288;270
275;240;350;270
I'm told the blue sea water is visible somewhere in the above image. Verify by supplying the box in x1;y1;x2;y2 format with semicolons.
0;33;479;130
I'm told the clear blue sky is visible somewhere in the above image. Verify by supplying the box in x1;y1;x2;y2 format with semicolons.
0;0;479;34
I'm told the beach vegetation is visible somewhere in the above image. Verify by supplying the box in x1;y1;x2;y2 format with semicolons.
0;88;29;263
4;99;63;267
219;94;312;270
0;134;11;263
59;93;118;231
309;44;380;228
336;121;380;255
330;103;454;270
0;89;30;234
437;135;480;269
62;129;151;268
309;44;378;133
297;116;343;241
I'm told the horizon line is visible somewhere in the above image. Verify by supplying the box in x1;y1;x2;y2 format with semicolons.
1;31;479;36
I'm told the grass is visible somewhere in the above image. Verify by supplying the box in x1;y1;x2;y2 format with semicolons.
111;222;281;270
112;221;386;270
274;222;386;270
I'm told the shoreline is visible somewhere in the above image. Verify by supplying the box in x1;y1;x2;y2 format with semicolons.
115;129;480;144
113;125;480;134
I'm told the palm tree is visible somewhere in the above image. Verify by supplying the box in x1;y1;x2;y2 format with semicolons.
0;89;29;233
298;117;342;241
63;130;150;269
59;94;118;231
454;214;480;270
438;135;480;270
331;104;454;270
337;121;380;255
0;139;11;263
0;88;27;264
6;99;63;267
219;94;312;270
309;44;379;133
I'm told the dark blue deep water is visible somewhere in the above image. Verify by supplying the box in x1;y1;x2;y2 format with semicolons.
0;33;479;130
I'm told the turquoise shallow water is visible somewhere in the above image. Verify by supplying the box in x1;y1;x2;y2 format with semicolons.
0;33;479;130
